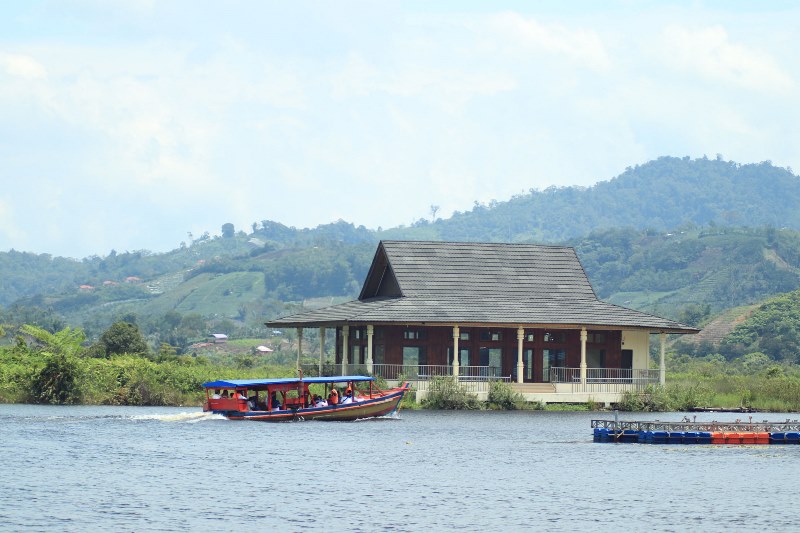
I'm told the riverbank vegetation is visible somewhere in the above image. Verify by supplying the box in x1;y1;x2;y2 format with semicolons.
616;353;800;412
4;319;800;411
0;323;297;406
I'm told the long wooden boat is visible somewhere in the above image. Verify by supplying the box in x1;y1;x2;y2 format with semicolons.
202;375;410;421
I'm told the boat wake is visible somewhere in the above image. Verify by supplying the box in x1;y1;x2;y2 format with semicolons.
131;411;225;423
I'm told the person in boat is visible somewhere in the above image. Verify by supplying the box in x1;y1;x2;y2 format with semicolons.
312;394;328;407
247;396;257;410
340;387;354;404
270;392;282;411
235;390;247;400
211;389;222;399
328;387;339;405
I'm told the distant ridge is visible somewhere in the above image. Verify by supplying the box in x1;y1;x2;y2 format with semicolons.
381;156;800;244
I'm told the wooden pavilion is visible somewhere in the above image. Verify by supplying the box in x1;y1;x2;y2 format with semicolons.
266;240;698;404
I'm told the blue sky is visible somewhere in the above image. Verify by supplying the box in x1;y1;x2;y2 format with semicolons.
1;1;799;258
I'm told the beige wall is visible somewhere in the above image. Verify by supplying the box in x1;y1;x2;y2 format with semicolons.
622;330;650;369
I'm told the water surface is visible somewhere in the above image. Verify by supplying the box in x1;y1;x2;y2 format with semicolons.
1;405;798;532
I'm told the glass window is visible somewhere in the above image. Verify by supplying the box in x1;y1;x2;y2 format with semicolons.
588;333;606;344
351;345;362;365
402;346;419;366
447;347;471;367
544;331;566;343
479;347;502;376
374;344;385;365
479;331;503;341
587;348;605;368
542;349;567;382
525;348;533;381
459;331;470;341
402;346;427;366
525;333;535;342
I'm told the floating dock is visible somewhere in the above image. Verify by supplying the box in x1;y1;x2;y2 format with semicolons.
592;417;800;445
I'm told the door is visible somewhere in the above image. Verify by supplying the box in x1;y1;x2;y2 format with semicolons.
479;347;502;378
621;349;633;382
523;348;535;382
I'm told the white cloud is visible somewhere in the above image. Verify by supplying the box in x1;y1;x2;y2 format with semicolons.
1;2;800;257
661;25;794;93
0;52;47;80
480;11;611;71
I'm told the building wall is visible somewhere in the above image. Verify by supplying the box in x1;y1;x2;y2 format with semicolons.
621;330;650;369
336;325;630;380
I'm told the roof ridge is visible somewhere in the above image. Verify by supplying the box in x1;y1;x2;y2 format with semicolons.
380;239;576;249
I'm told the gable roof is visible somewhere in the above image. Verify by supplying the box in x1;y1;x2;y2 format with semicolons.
359;241;596;300
268;240;698;334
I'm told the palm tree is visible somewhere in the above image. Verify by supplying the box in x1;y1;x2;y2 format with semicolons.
20;325;86;357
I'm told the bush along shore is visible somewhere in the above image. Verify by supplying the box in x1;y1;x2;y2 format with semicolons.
3;325;800;412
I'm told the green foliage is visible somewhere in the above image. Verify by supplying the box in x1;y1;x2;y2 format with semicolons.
99;322;149;357
577;226;800;318
616;383;712;412
31;353;81;404
650;351;800;411
487;380;528;410
21;325;86;357
720;289;800;362
422;377;481;410
0;336;298;406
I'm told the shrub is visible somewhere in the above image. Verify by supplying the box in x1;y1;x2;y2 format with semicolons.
487;380;526;410
31;353;81;404
422;377;481;410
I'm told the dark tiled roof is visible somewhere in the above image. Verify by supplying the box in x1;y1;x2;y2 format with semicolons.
267;240;698;333
381;240;597;299
268;295;696;332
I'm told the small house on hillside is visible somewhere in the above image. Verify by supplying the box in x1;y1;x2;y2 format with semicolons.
209;333;228;344
266;240;698;404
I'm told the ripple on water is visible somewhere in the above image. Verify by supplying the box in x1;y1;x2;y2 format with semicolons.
2;407;800;531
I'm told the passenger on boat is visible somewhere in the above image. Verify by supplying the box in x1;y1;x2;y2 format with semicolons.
211;389;222;399
270;392;282;411
247;396;257;410
312;395;328;407
328;388;339;405
340;387;354;404
235;391;247;400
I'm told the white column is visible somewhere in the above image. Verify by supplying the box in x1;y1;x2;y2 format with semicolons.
366;325;374;374
452;326;460;379
659;332;666;385
580;327;588;387
516;327;525;384
296;327;303;371
342;325;349;375
318;327;326;375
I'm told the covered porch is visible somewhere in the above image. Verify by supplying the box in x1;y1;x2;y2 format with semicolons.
293;324;671;405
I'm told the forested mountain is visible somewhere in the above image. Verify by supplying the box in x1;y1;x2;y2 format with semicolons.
383;156;800;242
3;156;800;355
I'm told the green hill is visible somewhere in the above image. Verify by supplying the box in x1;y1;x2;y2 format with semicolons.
4;156;800;355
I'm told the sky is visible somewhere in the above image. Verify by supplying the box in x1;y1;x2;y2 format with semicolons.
1;1;799;259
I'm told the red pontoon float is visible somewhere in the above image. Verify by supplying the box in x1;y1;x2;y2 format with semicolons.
202;375;410;421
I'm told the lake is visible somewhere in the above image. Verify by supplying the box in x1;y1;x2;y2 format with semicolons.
2;405;799;532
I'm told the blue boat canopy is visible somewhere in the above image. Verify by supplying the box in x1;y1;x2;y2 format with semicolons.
202;375;375;389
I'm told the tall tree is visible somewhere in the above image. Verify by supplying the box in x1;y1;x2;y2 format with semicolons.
99;321;149;357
